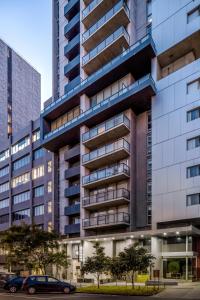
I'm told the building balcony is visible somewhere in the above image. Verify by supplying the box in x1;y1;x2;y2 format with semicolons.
65;185;80;198
82;113;130;149
64;76;81;94
64;203;80;216
64;13;80;40
65;166;80;180
83;212;130;229
64;0;79;20
82;163;130;189
82;0;119;27
83;188;130;210
82;138;130;169
82;26;130;75
82;0;130;52
64;223;80;234
64;144;80;163
64;34;80;60
64;55;80;78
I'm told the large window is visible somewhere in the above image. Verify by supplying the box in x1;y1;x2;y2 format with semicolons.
51;106;80;132
33;148;44;160
32;165;44;180
33;185;44;198
0;198;9;209
187;78;200;93
32;130;40;142
147;0;152;24
187;107;200;122
13;191;30;205
13;155;30;171
12;172;30;188
187;193;200;206
187;165;200;178
11;136;30;155
34;205;44;216
12;209;30;221
47;181;52;193
0;165;9;178
0;149;9;162
0;214;9;224
187;136;200;150
0;181;9;193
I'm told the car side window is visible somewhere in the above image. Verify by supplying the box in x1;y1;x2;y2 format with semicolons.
35;276;46;282
47;277;59;283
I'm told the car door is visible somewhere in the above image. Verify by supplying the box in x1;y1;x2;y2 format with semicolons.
46;277;61;292
34;276;47;292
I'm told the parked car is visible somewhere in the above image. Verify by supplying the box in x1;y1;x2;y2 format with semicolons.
22;275;76;294
0;273;16;288
4;276;25;293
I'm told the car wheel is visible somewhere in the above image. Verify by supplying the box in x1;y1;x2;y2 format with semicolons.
9;286;17;293
63;287;70;294
28;287;36;294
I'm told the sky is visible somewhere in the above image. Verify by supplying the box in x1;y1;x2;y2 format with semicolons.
0;0;52;107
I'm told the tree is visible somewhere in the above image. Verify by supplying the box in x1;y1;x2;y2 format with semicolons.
168;260;180;275
109;257;124;285
0;224;69;275
81;242;110;288
118;243;155;288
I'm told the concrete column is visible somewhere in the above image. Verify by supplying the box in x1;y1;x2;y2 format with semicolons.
186;257;188;281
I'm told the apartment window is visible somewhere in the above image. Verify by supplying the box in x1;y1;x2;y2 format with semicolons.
48;201;52;213
0;198;9;209
72;217;80;224
13;208;30;221
187;136;200;150
0;181;9;193
32;130;40;142
13;191;30;205
187;193;200;206
11;136;30;155
47;161;52;173
33;148;44;160
33;185;44;197
12;172;30;188
187;6;200;23
0;165;9;178
187;78;200;93
0;149;9;162
147;0;152;24
47;181;52;193
13;155;30;171
32;165;44;180
187;165;200;178
34;205;44;217
51;106;80;131
0;214;9;224
147;205;152;225
48;221;52;232
187;107;200;122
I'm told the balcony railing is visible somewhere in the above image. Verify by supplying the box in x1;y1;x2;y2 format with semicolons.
83;212;130;228
65;223;80;234
82;113;130;143
82;138;130;163
82;0;102;19
42;34;153;113
83;188;130;207
82;26;130;66
82;163;130;186
82;0;130;43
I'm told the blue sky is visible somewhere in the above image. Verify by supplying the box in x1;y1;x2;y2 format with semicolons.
0;0;52;107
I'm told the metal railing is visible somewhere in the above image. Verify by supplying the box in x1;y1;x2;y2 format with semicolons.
44;74;154;140
83;188;130;206
82;163;130;185
82;0;130;42
82;26;130;65
83;212;130;227
41;34;153;113
82;0;103;19
82;113;130;142
82;138;130;163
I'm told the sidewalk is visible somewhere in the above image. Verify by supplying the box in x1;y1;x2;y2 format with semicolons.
154;282;200;299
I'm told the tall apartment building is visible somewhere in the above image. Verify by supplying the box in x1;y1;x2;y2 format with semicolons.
42;0;200;281
0;39;41;143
